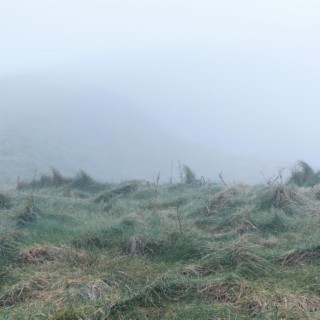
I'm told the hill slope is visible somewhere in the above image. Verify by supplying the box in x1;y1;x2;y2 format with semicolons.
0;75;284;187
1;176;320;318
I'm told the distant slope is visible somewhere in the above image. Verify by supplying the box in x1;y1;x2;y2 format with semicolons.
0;75;285;187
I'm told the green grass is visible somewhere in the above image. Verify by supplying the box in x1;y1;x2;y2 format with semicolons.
2;174;320;319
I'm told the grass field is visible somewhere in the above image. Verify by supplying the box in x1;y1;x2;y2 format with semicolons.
1;169;320;319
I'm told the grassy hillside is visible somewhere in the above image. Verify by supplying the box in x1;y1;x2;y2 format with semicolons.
1;170;320;319
0;75;285;187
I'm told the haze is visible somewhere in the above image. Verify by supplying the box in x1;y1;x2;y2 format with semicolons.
1;0;320;185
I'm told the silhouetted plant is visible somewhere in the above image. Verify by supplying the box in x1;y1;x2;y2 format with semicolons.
288;161;320;187
182;165;196;184
71;170;94;189
51;167;67;186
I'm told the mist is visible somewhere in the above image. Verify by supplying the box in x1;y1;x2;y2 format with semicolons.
1;0;320;186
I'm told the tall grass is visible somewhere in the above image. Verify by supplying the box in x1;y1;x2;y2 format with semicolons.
182;165;197;184
288;160;320;187
0;193;11;210
2;170;320;319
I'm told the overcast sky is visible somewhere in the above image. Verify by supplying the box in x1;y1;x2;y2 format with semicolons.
1;0;320;166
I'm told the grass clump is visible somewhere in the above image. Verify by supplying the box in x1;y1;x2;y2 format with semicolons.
15;168;106;195
249;209;289;234
134;232;206;262
202;238;272;278
288;160;320;187
258;184;307;214
51;167;69;186
19;244;89;267
72;216;139;251
109;272;196;317
70;170;108;194
0;231;22;264
165;302;246;320
94;182;138;203
205;185;249;215
277;245;320;266
0;192;11;210
182;165;197;184
15;198;38;227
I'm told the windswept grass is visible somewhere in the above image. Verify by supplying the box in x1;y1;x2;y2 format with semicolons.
0;230;23;264
2;173;320;319
0;192;11;210
288;160;320;187
16;168;108;195
94;182;138;203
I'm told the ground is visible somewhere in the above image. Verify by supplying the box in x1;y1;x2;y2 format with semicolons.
1;172;320;319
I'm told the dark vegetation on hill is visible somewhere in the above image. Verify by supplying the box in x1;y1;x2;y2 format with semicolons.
1;162;320;319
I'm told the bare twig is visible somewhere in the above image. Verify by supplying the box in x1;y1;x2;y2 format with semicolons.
156;171;160;187
169;160;173;184
260;171;281;186
178;160;183;183
278;167;284;184
219;172;227;186
207;179;212;196
32;169;37;193
176;203;183;235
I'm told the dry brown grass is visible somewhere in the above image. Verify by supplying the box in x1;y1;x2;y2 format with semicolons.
20;245;89;266
205;185;249;215
0;277;49;307
200;278;320;318
277;245;320;266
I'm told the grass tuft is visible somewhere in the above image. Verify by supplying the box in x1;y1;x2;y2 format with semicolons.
205;185;248;215
0;231;23;264
258;185;307;214
19;244;89;267
0;192;11;209
277;245;320;266
15;198;38;226
93;182;138;203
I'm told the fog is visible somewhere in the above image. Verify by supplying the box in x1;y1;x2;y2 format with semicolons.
1;0;320;185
